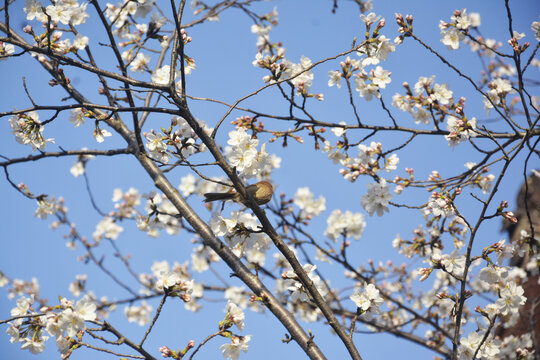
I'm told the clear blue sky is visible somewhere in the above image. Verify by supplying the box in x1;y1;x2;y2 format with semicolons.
1;1;539;359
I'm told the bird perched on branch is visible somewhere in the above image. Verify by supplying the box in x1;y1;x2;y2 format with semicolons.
203;181;274;206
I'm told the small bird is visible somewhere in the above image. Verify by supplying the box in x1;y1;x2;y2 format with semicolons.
203;181;274;206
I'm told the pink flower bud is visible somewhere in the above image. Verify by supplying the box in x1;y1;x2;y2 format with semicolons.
503;211;517;224
436;291;447;299
159;346;172;358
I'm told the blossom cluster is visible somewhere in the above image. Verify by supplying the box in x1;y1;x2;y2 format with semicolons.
391;74;481;147
68;108;114;143
483;78;516;115
24;0;89;26
225;128;281;179
392;75;456;125
444;115;477;147
328;55;394;102
124;301;153;326
28;30;89;54
281;264;328;303
179;174;229;198
104;0;157;31
93;217;124;242
326;11;397;102
324;209;366;241
144;116;209;164
439;9;481;50
9;112;54;151
456;274;529;359
251;13;324;99
293;187;326;218
350;283;384;320
332;141;399;181
138;260;203;313
7;294;96;355
190;243;221;274
210;211;271;266
217;301;251;360
110;188;184;238
34;195;59;220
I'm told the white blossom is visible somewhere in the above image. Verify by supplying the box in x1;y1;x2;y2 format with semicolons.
350;283;384;320
220;335;251;360
93;217;124;241
361;179;392;216
324;209;366;241
152;65;179;85
441;27;464;50
294;187;326;217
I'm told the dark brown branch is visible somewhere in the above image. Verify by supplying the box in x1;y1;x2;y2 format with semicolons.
0;148;132;167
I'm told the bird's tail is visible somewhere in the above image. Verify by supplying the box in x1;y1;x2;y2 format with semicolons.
203;192;236;202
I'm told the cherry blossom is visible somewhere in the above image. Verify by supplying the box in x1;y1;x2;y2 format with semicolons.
361;179;392;216
220;335;251;360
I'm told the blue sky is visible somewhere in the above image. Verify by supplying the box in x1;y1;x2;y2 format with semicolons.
1;0;539;359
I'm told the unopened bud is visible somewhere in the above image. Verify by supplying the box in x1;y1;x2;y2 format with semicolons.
436;292;447;299
159;346;173;358
503;211;517;224
395;13;405;26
